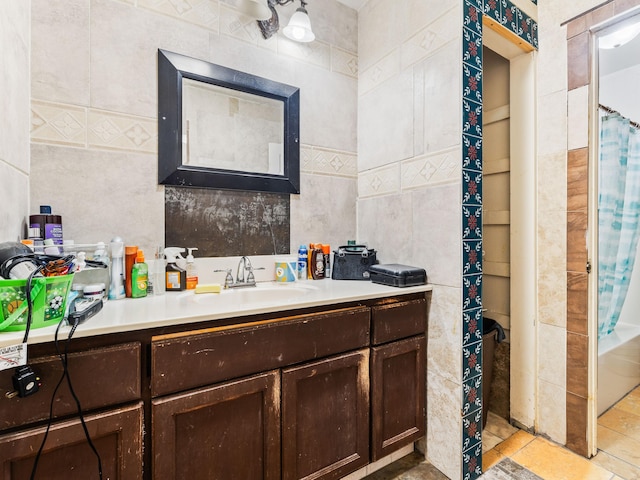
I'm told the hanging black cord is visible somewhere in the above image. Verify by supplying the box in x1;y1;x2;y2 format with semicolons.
29;320;68;480
22;265;44;344
29;318;104;480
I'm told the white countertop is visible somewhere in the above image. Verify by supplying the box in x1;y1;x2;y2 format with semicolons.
0;279;431;348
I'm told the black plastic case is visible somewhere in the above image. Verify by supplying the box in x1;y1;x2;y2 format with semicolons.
368;264;427;287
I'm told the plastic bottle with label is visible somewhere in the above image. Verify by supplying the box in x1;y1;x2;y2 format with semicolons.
310;244;325;280
108;238;126;300
297;244;307;280
131;250;148;298
164;247;186;291
186;247;198;290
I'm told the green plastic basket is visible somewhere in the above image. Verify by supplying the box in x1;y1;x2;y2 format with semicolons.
0;274;74;332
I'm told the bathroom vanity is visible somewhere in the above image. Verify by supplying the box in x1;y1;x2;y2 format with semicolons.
0;280;430;480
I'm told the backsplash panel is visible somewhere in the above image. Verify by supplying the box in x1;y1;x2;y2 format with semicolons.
165;187;290;256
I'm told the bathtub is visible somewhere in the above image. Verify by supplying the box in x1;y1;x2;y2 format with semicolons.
598;322;640;415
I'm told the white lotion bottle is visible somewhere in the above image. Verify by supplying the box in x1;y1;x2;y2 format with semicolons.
109;238;126;299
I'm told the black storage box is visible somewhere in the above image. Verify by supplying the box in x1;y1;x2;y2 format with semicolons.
332;245;377;280
368;264;427;287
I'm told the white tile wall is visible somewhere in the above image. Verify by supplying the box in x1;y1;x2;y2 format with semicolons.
30;144;165;255
568;85;590;151
31;0;91;106
27;0;358;252
0;1;30;243
427;370;463;479
537;379;568;443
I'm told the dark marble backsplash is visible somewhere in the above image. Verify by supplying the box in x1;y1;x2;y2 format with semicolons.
165;186;290;257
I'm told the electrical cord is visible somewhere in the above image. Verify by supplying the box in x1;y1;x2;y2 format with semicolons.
5;251;105;478
22;265;44;344
29;316;103;480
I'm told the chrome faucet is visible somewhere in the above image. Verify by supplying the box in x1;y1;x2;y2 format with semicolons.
235;256;256;286
215;256;262;289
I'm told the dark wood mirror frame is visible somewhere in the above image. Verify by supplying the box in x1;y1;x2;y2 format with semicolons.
158;49;300;194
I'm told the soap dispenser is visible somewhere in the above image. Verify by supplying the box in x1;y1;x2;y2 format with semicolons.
186;247;198;290
164;247;186;291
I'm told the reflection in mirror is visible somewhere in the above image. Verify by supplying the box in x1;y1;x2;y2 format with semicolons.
158;49;300;194
596;12;640;422
182;79;284;175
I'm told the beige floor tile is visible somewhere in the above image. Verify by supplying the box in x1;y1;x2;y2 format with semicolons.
591;450;640;480
616;387;640;417
494;430;536;457
482;449;505;471
485;411;519;441
511;437;612;480
598;424;640;467
599;407;640;442
483;430;503;453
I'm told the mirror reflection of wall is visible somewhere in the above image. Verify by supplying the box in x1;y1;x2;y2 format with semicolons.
182;79;284;175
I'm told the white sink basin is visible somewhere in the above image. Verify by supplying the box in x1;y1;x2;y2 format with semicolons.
180;282;317;307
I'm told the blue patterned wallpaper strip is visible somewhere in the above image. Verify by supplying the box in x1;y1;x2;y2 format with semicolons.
482;0;538;49
460;0;537;478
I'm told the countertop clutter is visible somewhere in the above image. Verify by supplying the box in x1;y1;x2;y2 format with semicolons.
0;279;431;348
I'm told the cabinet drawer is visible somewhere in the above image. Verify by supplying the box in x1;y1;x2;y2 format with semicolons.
371;298;426;345
151;306;370;397
0;401;144;479
0;342;141;432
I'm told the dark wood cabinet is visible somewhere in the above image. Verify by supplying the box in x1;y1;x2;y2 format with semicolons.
151;370;281;480
371;335;426;461
0;292;427;480
282;350;370;480
0;402;144;479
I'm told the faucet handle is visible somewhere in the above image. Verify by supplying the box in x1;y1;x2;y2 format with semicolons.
215;268;234;288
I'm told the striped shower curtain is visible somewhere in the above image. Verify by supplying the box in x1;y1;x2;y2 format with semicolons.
599;113;640;338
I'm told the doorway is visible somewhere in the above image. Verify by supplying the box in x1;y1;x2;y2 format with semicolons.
482;46;512;423
482;27;537;433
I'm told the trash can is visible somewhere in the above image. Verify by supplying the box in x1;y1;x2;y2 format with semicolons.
482;318;506;428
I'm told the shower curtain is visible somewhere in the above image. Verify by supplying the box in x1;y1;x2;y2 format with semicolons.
599;113;640;338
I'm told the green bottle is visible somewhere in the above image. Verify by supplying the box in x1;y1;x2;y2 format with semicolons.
131;250;148;298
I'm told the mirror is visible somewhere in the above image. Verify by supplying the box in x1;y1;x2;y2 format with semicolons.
158;49;300;194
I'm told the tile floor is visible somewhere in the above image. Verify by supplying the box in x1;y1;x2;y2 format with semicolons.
365;387;640;480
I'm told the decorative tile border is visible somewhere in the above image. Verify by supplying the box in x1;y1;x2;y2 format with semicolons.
31;99;157;154
401;147;461;190
136;1;357;79
31;100;87;147
358;163;401;198
331;45;358;79
88;109;157;154
301;144;357;178
461;0;537;478
138;0;220;32
359;51;400;97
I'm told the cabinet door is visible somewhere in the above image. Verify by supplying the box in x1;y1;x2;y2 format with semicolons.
152;370;280;480
371;335;426;461
0;401;143;479
282;349;369;480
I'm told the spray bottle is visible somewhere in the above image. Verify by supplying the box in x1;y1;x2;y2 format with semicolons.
164;247;186;291
108;237;126;300
186;247;199;290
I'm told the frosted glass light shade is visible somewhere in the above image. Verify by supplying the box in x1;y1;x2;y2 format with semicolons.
238;0;271;21
283;8;315;43
599;22;640;49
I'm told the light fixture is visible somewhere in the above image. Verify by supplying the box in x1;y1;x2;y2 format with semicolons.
238;0;272;21
599;21;640;49
244;0;315;43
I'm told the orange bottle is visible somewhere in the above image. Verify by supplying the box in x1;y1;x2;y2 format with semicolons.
125;245;138;297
